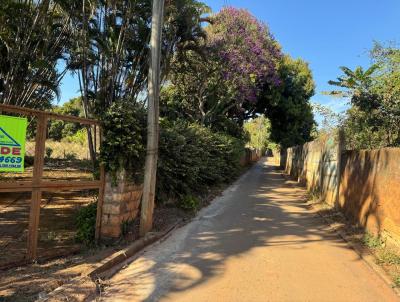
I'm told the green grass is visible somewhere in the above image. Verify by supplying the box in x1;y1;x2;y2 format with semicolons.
362;233;384;249
393;275;400;288
376;249;400;265
361;233;400;288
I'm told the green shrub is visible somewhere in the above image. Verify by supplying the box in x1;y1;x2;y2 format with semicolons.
157;120;245;203
179;195;200;212
98;108;245;205
65;151;77;160
75;202;97;246
45;147;53;158
64;128;87;145
100;101;147;182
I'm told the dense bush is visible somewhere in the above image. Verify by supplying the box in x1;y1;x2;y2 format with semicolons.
75;202;97;246
100;101;147;182
100;110;245;204
48;98;84;141
157;120;245;203
328;43;400;149
45;147;53;159
179;195;200;212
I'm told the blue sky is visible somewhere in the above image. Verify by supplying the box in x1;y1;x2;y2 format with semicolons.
59;0;400;115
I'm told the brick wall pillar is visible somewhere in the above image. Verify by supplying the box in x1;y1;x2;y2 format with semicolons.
100;169;143;240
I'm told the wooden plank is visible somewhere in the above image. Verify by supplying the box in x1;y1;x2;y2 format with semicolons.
0;180;102;192
27;189;42;260
0;182;34;192
0;103;99;125
27;114;47;261
40;180;101;191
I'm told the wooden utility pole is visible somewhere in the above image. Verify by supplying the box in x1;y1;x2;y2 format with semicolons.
140;0;165;236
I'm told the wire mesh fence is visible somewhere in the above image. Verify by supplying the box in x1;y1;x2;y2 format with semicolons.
0;192;30;267
0;190;98;268
37;190;98;259
42;122;100;182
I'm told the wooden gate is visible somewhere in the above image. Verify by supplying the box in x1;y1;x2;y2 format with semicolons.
0;104;105;264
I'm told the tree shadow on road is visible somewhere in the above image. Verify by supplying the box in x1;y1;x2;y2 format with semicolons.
102;161;363;302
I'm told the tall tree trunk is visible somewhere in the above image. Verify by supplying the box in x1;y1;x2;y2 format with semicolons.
140;0;165;236
80;0;96;167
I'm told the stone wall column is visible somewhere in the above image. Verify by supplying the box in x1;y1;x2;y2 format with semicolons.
100;169;143;241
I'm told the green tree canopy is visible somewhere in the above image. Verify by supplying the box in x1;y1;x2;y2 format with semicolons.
0;0;71;109
48;97;84;141
243;116;271;151
258;56;315;148
161;7;284;138
328;42;400;149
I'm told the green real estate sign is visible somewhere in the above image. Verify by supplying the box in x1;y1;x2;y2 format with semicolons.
0;115;27;172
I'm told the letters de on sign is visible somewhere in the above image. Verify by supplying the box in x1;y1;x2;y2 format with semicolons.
0;115;27;172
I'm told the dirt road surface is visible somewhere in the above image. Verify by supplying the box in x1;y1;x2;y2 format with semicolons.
99;159;399;302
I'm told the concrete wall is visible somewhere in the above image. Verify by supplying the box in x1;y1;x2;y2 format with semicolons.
339;148;400;243
100;170;143;240
240;148;261;166
269;151;281;166
285;134;341;206
285;135;400;244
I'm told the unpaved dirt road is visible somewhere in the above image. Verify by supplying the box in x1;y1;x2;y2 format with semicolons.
100;159;399;302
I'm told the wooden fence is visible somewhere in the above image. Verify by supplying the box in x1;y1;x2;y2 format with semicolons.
0;104;105;263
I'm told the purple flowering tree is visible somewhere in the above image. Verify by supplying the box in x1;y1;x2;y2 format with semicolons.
207;7;282;117
163;7;283;135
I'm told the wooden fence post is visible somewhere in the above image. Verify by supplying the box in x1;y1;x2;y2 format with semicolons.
27;113;47;261
0;104;103;264
95;163;105;242
95;127;105;242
